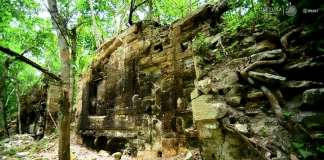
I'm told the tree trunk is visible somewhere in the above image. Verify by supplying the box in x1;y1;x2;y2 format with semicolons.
148;0;153;20
47;0;71;159
15;87;22;134
0;59;11;137
70;28;77;114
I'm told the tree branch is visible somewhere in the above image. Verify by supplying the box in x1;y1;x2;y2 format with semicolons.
43;2;71;47
128;0;148;25
0;46;62;81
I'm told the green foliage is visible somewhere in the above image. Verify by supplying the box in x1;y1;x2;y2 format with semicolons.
283;111;293;119
317;145;324;153
223;0;286;35
292;141;313;159
192;33;209;56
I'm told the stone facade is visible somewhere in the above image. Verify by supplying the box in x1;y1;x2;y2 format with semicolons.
75;4;227;158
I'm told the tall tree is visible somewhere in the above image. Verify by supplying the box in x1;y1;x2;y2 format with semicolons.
46;0;71;159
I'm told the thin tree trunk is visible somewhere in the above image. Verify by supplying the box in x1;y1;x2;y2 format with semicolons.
0;59;11;137
70;28;77;113
189;0;192;13
148;0;153;20
0;98;9;137
47;0;71;159
15;88;22;134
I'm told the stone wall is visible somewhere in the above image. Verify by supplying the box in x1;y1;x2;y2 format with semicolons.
75;4;228;158
76;1;324;159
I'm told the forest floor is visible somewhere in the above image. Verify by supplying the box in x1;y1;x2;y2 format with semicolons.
0;132;192;160
0;132;121;160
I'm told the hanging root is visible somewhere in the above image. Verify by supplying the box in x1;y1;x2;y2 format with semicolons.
239;50;287;119
280;26;304;50
239;49;315;140
260;85;283;119
240;49;286;77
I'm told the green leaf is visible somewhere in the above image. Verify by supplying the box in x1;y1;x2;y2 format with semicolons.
317;145;324;153
298;148;313;159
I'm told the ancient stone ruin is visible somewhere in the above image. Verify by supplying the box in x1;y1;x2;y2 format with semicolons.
75;3;229;158
75;1;324;160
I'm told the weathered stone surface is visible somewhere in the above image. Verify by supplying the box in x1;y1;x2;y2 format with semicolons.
242;36;255;46
190;88;200;100
98;150;109;157
195;78;212;94
300;112;324;130
112;152;122;160
302;88;324;108
185;151;193;160
234;123;248;134
225;96;242;107
196;121;221;139
191;95;228;121
16;152;29;158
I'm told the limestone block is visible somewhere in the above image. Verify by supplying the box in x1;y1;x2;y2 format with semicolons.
196;121;222;139
191;95;228;121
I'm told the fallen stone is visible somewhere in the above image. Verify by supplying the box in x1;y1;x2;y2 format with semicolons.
16;152;29;158
196;78;212;95
191;88;201;100
234;123;248;134
242;36;255;46
98;150;109;157
225;96;242;107
223;85;245;97
302;88;324;108
185;151;193;160
192;95;228;121
301;112;324;130
112;152;122;160
222;71;240;85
